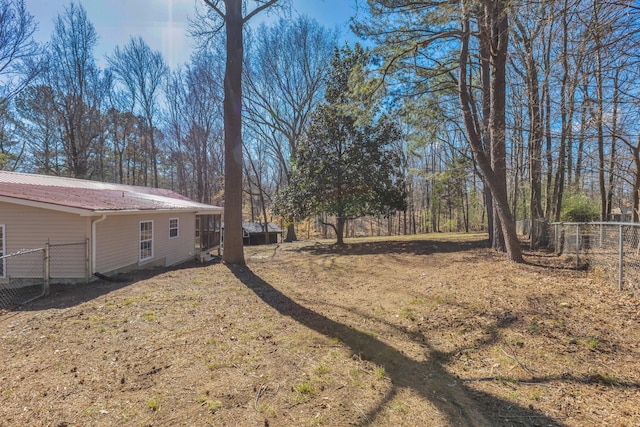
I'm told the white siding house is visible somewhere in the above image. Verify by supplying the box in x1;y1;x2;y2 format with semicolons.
0;171;222;282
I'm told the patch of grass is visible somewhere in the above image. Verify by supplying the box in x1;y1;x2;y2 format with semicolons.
408;297;428;305
374;366;386;380
509;338;525;348
506;391;521;400
372;305;386;316
589;371;618;386
196;396;222;413
496;374;518;385
399;307;417;321
349;367;365;388
259;404;277;418
391;401;410;414
530;390;542;401
313;364;330;375
123;297;138;306
82;406;97;416
147;397;161;412
143;312;157;322
326;337;341;346
527;322;540;333
293;381;317;402
587;337;599;350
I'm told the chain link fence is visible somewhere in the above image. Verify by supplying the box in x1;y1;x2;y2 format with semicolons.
0;248;46;309
0;240;88;310
547;222;640;293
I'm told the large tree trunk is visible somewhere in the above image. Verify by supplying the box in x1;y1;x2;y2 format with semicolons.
222;0;245;265
488;0;508;252
459;2;523;263
479;13;496;248
336;216;346;245
284;222;297;242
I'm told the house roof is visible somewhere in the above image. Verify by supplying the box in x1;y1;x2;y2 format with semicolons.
0;171;223;216
242;222;283;234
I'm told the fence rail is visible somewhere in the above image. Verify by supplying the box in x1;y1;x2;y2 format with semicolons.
0;240;88;310
547;222;640;293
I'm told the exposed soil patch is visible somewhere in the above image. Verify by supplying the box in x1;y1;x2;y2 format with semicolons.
1;234;639;426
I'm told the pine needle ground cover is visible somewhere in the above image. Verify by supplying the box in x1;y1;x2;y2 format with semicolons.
1;234;638;426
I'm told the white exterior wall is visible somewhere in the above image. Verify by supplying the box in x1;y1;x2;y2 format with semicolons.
94;212;196;275
1;201;199;279
0;202;90;252
0;202;90;280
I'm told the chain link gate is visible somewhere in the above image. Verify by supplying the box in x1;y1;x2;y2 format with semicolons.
0;240;88;310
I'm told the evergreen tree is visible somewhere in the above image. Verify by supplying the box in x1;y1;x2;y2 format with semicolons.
274;44;407;245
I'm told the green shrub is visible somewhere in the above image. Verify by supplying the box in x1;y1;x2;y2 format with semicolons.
560;193;598;222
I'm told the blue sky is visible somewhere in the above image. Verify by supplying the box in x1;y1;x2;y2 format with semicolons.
25;0;360;69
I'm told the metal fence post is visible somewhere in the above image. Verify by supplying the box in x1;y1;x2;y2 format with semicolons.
618;224;624;291
85;237;90;284
44;242;50;296
576;224;580;268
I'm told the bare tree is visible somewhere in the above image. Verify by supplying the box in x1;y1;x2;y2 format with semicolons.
48;2;108;178
244;16;336;241
0;0;41;107
108;37;167;188
165;49;225;203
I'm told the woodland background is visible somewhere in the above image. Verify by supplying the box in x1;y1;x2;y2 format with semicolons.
2;0;639;241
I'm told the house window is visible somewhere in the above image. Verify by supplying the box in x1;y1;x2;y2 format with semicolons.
169;218;179;238
0;224;5;278
139;220;153;261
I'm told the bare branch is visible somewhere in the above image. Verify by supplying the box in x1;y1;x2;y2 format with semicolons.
202;0;225;19
244;0;279;24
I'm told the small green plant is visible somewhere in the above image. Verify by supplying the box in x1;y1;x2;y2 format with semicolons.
147;397;161;412
588;337;599;350
196;396;222;413
143;312;156;322
528;322;540;333
530;390;542;401
313;364;330;375
293;381;317;402
399;307;417;321
391;401;410;414
509;339;524;348
374;366;386;380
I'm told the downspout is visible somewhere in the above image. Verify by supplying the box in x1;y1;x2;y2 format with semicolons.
91;215;107;275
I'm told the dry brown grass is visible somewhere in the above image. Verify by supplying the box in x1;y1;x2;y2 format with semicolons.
1;233;639;426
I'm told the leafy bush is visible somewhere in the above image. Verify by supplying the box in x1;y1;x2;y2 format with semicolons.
560;193;599;222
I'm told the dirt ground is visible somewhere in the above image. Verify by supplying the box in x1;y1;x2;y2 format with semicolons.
1;233;639;427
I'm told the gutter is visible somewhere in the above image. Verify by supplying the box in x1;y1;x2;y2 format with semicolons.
91;214;107;274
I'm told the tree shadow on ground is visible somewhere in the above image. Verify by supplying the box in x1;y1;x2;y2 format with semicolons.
229;265;564;427
298;237;489;257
